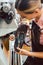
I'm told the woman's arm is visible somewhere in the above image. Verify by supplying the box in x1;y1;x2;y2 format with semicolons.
16;47;43;58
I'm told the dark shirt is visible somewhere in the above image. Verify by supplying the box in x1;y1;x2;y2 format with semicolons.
23;21;43;65
32;21;43;52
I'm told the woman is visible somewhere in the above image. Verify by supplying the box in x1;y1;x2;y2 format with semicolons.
15;0;43;65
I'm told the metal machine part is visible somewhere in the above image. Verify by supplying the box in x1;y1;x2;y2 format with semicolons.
9;34;15;65
14;28;31;52
0;2;15;24
0;0;15;2
14;31;30;65
9;34;23;65
14;32;25;52
2;3;11;13
9;34;25;65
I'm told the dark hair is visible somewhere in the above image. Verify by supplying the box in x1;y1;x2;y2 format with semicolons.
17;24;29;33
15;0;41;13
15;24;29;37
15;0;29;11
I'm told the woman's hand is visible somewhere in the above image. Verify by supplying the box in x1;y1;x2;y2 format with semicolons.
15;47;30;56
15;47;43;58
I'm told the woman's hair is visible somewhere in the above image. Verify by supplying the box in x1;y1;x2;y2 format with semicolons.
15;0;41;13
15;24;29;37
